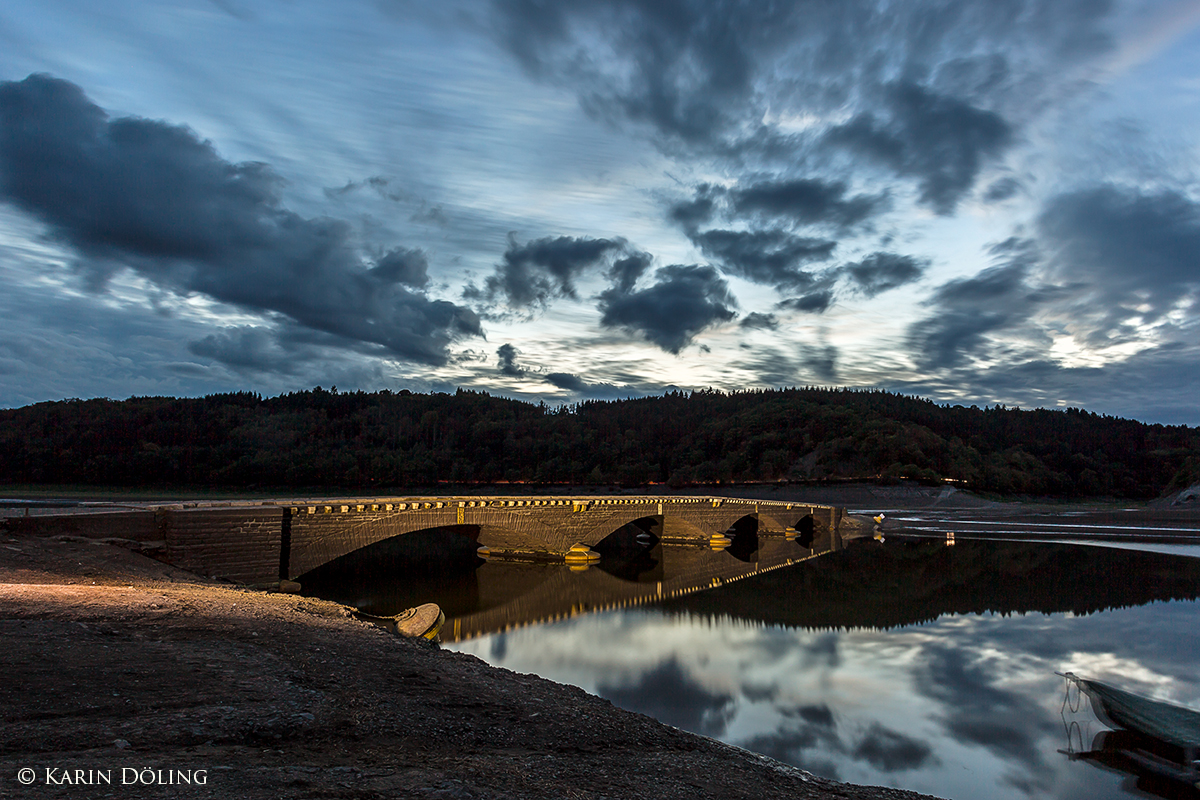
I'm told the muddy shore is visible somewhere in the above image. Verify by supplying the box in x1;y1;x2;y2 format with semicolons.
0;523;943;799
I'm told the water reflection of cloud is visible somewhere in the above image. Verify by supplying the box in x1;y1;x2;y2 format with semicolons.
596;657;735;737
852;723;938;772
741;721;846;780
913;644;1056;790
449;595;1200;800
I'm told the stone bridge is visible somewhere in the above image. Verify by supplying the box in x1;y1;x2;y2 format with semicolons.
5;495;849;588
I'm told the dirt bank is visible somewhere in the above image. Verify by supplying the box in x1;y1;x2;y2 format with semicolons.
0;528;943;800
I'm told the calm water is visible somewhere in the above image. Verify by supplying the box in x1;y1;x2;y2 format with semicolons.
303;508;1200;800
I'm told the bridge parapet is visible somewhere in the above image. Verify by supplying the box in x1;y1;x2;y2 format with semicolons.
4;494;847;586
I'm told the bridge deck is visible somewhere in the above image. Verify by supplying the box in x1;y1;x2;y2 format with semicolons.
2;495;852;587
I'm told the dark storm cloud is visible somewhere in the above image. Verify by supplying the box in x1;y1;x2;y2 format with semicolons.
1037;184;1200;336
843;252;928;297
544;372;585;391
607;250;654;294
851;723;937;772
904;187;1200;405
468;234;635;309
490;0;794;146
369;247;430;288
983;176;1021;203
730;179;887;230
598;263;737;353
487;0;1114;203
668;185;720;230
597;658;735;737
890;340;1200;425
692;229;836;289
187;326;311;375
739;312;778;330
906;245;1041;370
777;291;834;314
672;178;887;234
496;343;524;376
0;74;481;367
542;371;634;399
827;82;1013;214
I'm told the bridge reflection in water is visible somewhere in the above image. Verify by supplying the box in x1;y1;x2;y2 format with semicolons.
300;523;843;643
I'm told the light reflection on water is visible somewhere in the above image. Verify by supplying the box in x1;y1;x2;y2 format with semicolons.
303;511;1200;800
451;599;1200;800
444;537;1200;800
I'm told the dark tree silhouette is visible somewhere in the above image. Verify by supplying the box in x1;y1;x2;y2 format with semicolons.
0;387;1196;498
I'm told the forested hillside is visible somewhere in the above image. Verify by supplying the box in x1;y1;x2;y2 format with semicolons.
1;387;1196;498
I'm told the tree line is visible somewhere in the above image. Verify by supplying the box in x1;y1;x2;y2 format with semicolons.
0;386;1196;498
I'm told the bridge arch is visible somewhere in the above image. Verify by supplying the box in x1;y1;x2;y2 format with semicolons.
723;514;761;562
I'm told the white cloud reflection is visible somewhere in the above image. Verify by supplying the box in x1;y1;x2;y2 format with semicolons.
450;599;1200;799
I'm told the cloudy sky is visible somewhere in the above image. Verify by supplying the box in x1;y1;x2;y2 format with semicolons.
2;0;1199;423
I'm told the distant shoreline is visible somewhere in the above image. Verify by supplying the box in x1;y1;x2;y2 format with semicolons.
0;478;1172;505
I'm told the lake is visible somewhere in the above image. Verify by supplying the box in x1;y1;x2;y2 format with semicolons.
302;504;1200;800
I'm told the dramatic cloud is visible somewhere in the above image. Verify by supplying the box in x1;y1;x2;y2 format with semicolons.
3;1;1196;423
668;185;720;230
844;252;928;297
692;229;836;288
369;247;431;288
739;312;779;331
1037;184;1200;337
542;371;637;400
188;326;311;375
490;0;1113;159
544;372;586;391
490;0;794;146
827;82;1013;214
606;250;654;294
467;234;636;310
730;179;887;230
0;74;481;367
599;263;737;353
672;178;887;234
497;343;524;376
907;256;1040;370
324;175;408;203
777;291;834;314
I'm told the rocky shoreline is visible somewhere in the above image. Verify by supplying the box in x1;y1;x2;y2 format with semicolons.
0;526;944;799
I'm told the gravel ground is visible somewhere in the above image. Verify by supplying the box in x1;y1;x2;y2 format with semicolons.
0;527;945;800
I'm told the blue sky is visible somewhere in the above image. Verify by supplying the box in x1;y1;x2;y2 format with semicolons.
1;0;1199;423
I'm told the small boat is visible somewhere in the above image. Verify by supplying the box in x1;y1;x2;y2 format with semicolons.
1059;672;1200;791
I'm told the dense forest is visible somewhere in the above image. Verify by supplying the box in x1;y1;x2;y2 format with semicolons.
0;387;1197;498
